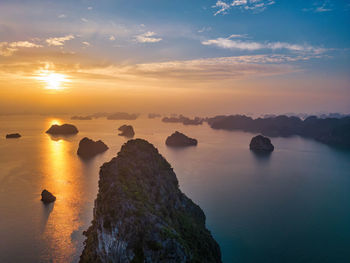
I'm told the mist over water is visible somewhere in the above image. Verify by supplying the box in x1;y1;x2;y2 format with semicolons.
0;115;349;263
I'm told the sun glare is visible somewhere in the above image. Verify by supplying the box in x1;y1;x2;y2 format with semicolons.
49;119;61;126
35;70;70;90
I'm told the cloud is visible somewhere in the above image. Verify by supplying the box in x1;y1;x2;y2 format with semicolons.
74;54;313;83
315;4;332;12
202;36;326;54
0;41;42;56
198;26;212;33
58;14;66;18
46;35;74;46
0;50;326;89
303;1;332;13
82;41;91;47
136;31;162;43
81;18;88;23
87;7;93;10
228;34;248;39
213;0;275;15
109;35;116;41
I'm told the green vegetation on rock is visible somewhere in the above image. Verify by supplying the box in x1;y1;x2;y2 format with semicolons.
80;139;221;263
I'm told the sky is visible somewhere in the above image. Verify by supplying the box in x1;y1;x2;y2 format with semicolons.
0;0;349;115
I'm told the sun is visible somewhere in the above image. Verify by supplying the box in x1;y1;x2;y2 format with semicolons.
35;70;70;90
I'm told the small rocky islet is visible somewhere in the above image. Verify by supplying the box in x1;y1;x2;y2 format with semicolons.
166;131;198;147
6;133;21;139
46;124;79;135
41;189;56;204
77;137;109;159
118;125;135;138
250;135;274;152
80;139;221;263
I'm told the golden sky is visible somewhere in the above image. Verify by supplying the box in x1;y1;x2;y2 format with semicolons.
0;0;349;115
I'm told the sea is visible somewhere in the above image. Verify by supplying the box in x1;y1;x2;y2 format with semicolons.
0;115;349;263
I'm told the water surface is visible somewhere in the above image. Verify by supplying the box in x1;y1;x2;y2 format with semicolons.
0;115;349;262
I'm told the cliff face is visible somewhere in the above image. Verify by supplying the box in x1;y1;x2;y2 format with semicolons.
80;139;221;263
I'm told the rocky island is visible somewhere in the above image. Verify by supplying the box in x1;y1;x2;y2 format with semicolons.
148;113;162;119
77;137;109;158
71;115;92;120
6;133;21;139
166;131;198;147
207;115;350;148
162;115;203;126
118;125;135;138
250;135;274;152
46;124;79;135
107;112;139;120
41;189;56;204
80;139;221;263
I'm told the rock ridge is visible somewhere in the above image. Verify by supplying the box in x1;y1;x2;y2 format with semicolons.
80;139;221;263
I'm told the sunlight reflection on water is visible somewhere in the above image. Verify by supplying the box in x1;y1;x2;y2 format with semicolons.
40;119;83;262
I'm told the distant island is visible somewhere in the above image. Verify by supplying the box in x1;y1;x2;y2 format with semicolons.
71;115;92;120
162;115;203;125
207;115;350;147
107;112;139;120
148;113;162;119
80;139;221;263
166;131;198;147
6;133;21;139
250;135;274;152
118;125;135;138
46;124;79;135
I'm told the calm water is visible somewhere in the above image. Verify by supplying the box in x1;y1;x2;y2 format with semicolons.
0;115;350;263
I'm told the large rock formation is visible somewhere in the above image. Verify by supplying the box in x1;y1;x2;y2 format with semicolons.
165;131;198;147
6;133;21;139
46;124;79;135
41;189;56;203
249;135;274;152
118;125;135;138
77;137;109;158
80;139;221;263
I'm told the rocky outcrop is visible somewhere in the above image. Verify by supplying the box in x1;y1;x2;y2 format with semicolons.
118;125;135;138
46;124;79;135
166;131;198;147
107;112;139;120
77;137;109;158
250;135;274;152
41;189;56;203
80;139;221;263
6;133;21;139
